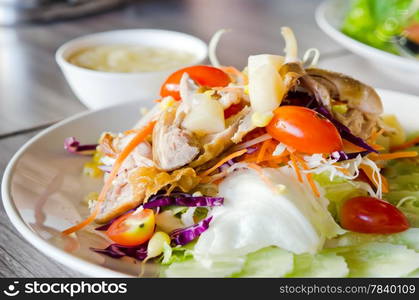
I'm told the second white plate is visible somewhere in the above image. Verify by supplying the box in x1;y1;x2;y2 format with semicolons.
316;0;419;87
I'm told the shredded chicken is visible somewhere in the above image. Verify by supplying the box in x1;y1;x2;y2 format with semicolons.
306;68;383;115
95;139;155;223
189;106;251;168
152;103;200;171
302;68;383;139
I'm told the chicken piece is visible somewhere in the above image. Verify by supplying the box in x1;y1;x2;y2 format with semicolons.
306;68;383;115
189;106;251;168
303;68;383;139
95;139;154;223
231;107;255;143
152;103;200;171
96;169;141;223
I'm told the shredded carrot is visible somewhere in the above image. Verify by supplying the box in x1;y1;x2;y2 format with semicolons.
368;128;385;143
370;143;385;151
256;139;272;163
369;151;418;161
266;155;288;164
391;136;419;152
290;153;303;182
220;66;246;84
154;98;162;103
336;166;351;176
213;178;225;185
305;173;320;197
62;121;156;235
246;163;276;191
342;139;366;152
238;146;260;163
381;175;389;194
360;164;389;193
123;129;140;135
294;155;320;197
199;149;247;178
241;156;258;163
343;139;383;152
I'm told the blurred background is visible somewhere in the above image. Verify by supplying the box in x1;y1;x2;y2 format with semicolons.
1;0;418;138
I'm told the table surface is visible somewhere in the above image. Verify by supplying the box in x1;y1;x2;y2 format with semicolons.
1;0;418;278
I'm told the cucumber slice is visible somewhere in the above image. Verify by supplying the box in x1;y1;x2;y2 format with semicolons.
341;242;419;277
287;252;348;278
326;228;419;251
233;247;294;277
163;257;244;278
407;269;419;278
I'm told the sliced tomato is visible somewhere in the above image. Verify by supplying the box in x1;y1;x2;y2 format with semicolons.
340;196;409;234
160;65;230;100
266;106;343;154
106;209;155;246
224;103;244;119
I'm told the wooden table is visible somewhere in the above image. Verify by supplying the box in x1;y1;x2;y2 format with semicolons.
1;0;418;277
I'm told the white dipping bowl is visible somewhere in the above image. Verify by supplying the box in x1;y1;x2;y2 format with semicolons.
56;29;208;109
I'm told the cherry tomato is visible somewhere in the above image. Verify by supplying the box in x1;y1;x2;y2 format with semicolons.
266;106;343;154
160;65;230;100
224;103;244;119
405;22;419;44
340;196;409;234
106;209;155;246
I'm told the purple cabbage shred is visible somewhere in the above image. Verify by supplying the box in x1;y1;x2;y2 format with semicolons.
143;193;223;209
170;216;213;246
91;243;148;260
331;150;370;162
314;106;377;154
64;137;97;155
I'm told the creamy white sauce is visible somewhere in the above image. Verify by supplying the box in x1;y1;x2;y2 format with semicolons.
68;45;196;73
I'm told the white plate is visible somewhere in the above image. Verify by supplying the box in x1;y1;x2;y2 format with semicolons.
2;89;419;277
316;0;419;86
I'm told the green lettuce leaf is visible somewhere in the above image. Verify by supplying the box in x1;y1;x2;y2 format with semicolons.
159;242;195;265
383;140;419;227
342;0;415;54
313;172;368;218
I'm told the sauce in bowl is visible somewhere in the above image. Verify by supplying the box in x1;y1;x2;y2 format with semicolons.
68;45;197;73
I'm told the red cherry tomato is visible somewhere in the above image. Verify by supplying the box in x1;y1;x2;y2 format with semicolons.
266;106;343;154
224;103;244;119
340;196;409;234
106;209;155;246
160;65;230;100
405;22;419;44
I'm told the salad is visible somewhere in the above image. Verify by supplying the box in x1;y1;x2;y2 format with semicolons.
342;0;419;59
63;27;419;277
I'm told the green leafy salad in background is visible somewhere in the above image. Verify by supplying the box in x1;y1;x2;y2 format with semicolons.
342;0;419;55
